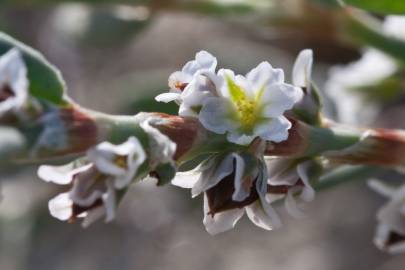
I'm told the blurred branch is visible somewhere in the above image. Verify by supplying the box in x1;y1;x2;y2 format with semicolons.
316;165;384;191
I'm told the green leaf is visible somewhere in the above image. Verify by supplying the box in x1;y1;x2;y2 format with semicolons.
0;32;68;105
343;0;405;15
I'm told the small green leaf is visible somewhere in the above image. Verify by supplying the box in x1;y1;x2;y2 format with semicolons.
0;32;68;105
343;0;405;15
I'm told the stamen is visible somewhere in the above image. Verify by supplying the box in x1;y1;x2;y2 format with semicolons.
235;97;257;131
114;155;128;169
175;81;188;91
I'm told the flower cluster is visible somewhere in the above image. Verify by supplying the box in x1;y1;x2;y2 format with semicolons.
38;136;147;226
156;50;304;145
33;48;318;233
38;115;177;226
172;143;316;234
156;50;318;234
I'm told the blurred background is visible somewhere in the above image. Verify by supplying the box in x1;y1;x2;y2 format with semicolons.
1;0;405;269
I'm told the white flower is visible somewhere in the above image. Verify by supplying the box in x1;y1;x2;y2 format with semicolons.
325;16;405;125
38;136;147;225
45;164;116;226
266;158;315;218
368;180;405;254
292;49;313;90
155;50;217;105
325;50;395;124
172;153;282;235
178;74;218;117
87;136;146;189
199;62;303;145
0;48;28;117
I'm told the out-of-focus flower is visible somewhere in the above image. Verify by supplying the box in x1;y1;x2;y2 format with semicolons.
368;180;405;254
325;50;394;124
266;158;315;218
199;62;302;145
325;16;405;125
47;165;116;227
87;136;146;189
0;49;29;118
155;51;217;105
38;136;146;226
172;152;283;235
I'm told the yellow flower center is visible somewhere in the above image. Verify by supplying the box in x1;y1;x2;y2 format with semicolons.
235;97;256;131
114;155;128;169
226;75;261;132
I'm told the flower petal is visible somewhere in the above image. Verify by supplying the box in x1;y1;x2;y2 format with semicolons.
183;51;217;76
254;116;291;143
246;61;284;96
226;131;256;145
285;187;306;219
103;180;117;222
245;200;280;230
140;119;176;167
368;179;397;198
232;154;249;202
168;71;192;91
155;92;181;103
199;97;237;134
266;158;299;186
48;193;73;221
203;194;244;235
0;49;28;114
292;49;313;88
37;163;92;185
261;84;303;117
192;154;234;197
171;169;200;189
296;161;315;202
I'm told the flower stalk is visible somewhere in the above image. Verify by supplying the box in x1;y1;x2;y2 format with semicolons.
7;105;405;170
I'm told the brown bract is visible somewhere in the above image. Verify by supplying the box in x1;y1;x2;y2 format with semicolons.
149;113;206;160
265;118;309;157
56;107;98;156
0;84;14;102
206;172;299;216
70;199;102;223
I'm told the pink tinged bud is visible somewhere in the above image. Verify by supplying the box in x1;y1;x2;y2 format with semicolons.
33;107;98;158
